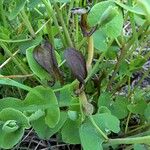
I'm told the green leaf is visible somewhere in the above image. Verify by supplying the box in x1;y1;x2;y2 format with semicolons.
85;80;95;93
45;109;59;128
32;112;67;139
55;50;62;65
0;26;10;39
134;89;145;102
2;120;19;133
119;60;130;76
0;108;30;149
114;1;146;16
136;0;150;21
98;106;111;114
0;108;30;129
56;0;70;3
0;97;23;111
88;1;115;26
79;120;104;150
24;86;60;128
27;0;41;9
58;86;73;106
93;29;108;52
98;92;112;108
98;5;119;27
0;96;54;113
28;109;45;122
129;56;146;72
19;35;42;54
102;9;123;38
8;0;27;20
26;46;50;80
0;77;32;92
61;119;81;144
54;38;63;50
144;103;150;122
134;144;147;150
88;1;123;38
68;111;78;121
92;113;120;134
128;100;147;115
110;96;129;119
105;46;118;60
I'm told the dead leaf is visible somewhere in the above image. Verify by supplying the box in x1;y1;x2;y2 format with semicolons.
64;48;87;84
33;40;64;84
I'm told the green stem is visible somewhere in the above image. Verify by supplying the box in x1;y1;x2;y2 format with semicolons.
128;0;138;46
126;124;150;136
111;76;127;95
86;36;94;70
106;46;126;90
67;0;75;27
53;2;73;47
89;116;109;141
125;112;132;134
77;37;87;50
20;9;35;38
0;42;28;75
85;54;104;83
75;0;79;47
46;20;54;45
128;67;150;98
0;38;31;43
34;7;43;16
106;21;149;90
53;79;78;92
79;91;88;121
107;136;150;145
0;0;7;27
41;0;67;47
43;1;54;44
125;21;149;51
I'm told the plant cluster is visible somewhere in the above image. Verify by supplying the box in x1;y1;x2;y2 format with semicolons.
0;0;150;149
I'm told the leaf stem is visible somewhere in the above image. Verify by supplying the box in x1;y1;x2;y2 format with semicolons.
86;36;94;70
106;21;149;90
128;0;138;46
0;42;28;75
85;53;104;83
89;116;109;141
53;2;73;47
107;136;150;145
20;9;36;38
41;0;67;47
126;124;150;136
125;112;132;134
0;0;7;27
127;67;150;98
106;46;126;90
46;20;54;45
0;38;31;43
